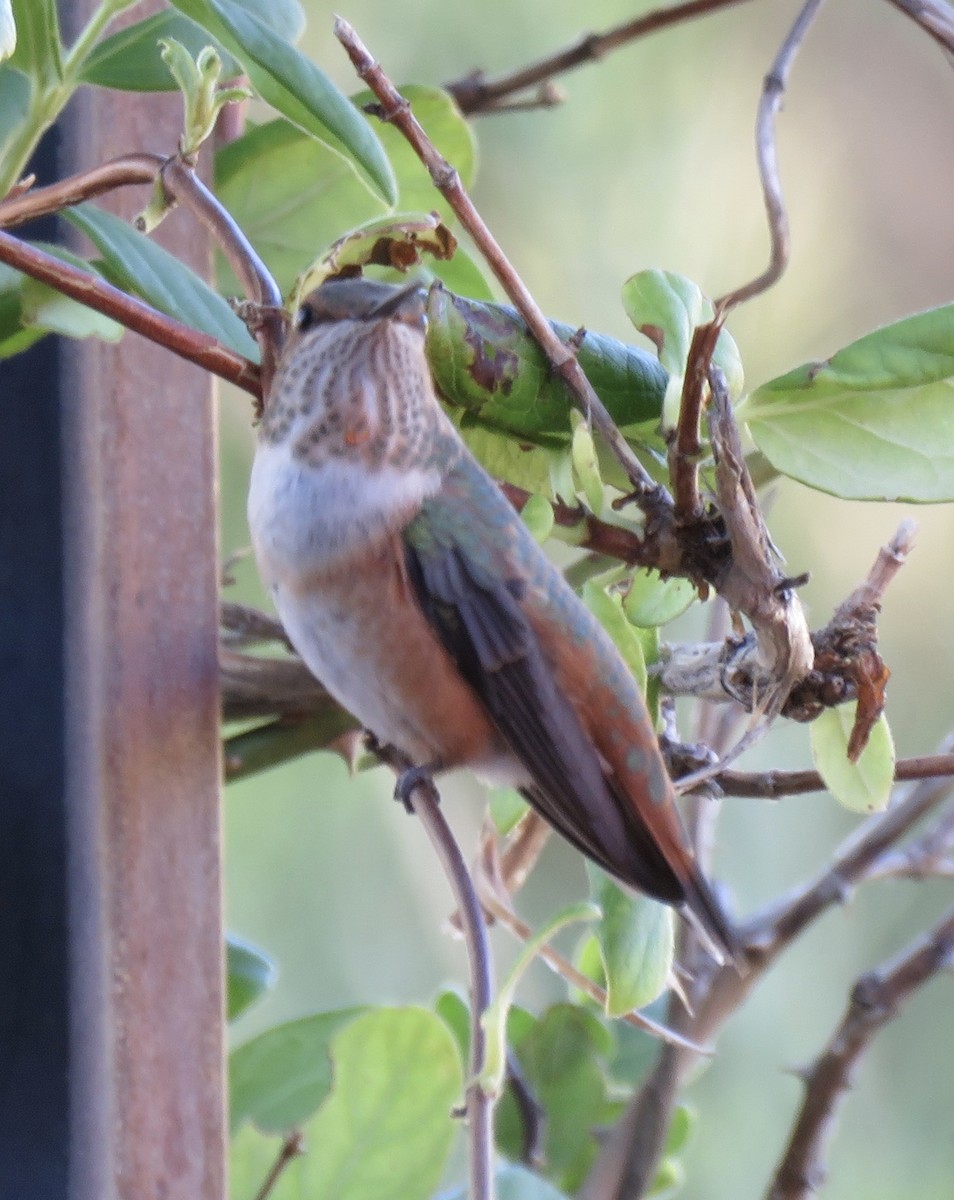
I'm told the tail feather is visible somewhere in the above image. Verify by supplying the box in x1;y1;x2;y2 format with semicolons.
680;870;746;972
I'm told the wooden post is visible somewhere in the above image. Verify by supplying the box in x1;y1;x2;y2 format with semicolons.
63;3;226;1197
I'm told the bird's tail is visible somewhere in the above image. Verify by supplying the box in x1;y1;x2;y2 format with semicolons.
680;869;747;973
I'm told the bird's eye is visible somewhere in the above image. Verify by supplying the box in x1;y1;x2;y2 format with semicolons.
294;304;317;332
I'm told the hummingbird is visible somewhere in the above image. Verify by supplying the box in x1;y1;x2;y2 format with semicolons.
248;276;739;963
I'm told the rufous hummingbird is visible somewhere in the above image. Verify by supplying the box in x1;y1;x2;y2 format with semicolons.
248;277;738;962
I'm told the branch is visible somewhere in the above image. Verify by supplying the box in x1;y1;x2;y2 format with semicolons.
335;17;666;510
746;740;954;954
0;157;262;398
251;1130;305;1200
0;229;260;395
159;158;284;397
445;0;756;115
716;754;954;798
395;768;496;1200
766;907;954;1200
0;153;162;224
716;0;829;314
885;0;954;55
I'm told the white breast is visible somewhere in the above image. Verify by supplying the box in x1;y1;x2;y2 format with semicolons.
248;437;440;583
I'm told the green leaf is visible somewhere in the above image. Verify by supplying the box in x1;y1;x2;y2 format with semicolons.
433;989;470;1061
215;87;484;299
480;903;599;1099
158;38;250;159
489;788;530;835
520;492;555;544
9;0;61;85
229;1008;365;1133
648;1156;684;1196
230;1008;463;1200
590;871;673;1015
169;0;396;204
21;274;123;341
739;304;954;501
0;243;123;349
662;1104;694;1156
509;1004;617;1192
0;66;30;148
809;702;895;813
454;418;555;493
0;1;16;65
581;579;648;695
426;288;669;445
623;569;697;627
620;269;744;428
571;413;605;515
294;212;457;303
64;202;259;359
226;934;276;1022
81;12;240;91
81;0;303;92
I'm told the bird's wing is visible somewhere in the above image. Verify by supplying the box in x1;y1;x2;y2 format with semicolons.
403;479;684;903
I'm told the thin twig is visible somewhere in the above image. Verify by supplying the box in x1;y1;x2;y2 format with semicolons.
746;741;954;953
0;229;261;395
159;158;285;396
335;17;667;509
766;907;954;1200
478;887;709;1055
885;0;954;55
497;481;663;565
403;774;496;1200
669;323;722;521
0;157;263;397
716;753;954;798
716;0;828;314
0;153;163;226
251;1129;305;1200
445;0;756;115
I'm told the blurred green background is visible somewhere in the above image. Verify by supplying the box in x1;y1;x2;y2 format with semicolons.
220;2;954;1196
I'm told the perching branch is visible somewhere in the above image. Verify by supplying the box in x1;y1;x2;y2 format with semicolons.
766;907;954;1200
389;765;496;1200
445;0;757;115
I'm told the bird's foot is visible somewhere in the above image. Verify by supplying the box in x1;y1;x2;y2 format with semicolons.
394;761;440;813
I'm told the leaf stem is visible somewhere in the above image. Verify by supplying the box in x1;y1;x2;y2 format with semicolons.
0;0;141;196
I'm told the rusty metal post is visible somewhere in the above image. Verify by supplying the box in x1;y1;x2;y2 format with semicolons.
63;3;226;1198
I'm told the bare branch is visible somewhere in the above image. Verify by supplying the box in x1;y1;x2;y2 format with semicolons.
746;742;954;953
885;0;954;55
716;753;954;798
446;0;756;116
0;153;162;225
716;0;829;314
669;323;722;522
0;157;263;397
766;907;954;1200
0;229;261;395
396;768;496;1200
251;1130;305;1200
159;158;284;395
335;17;666;508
